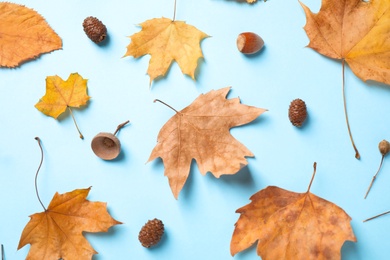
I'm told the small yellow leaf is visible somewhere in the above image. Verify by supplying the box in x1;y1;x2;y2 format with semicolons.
0;3;62;67
124;17;209;83
35;73;90;119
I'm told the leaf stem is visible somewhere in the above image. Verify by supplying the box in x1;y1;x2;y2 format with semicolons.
364;155;385;199
342;59;360;159
113;120;130;136
363;210;390;222
34;137;46;211
68;107;84;139
307;162;317;193
154;99;179;113
173;0;177;21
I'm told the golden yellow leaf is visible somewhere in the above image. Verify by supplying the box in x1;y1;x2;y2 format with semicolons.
0;2;62;68
124;17;209;83
300;0;390;84
231;164;356;259
35;73;89;119
35;73;90;138
148;87;266;199
18;187;122;260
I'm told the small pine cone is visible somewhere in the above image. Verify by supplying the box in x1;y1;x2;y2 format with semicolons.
83;16;107;43
138;218;164;248
288;98;307;127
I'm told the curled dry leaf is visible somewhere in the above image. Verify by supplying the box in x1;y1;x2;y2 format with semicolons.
0;2;62;67
231;163;356;259
18;187;122;260
124;17;209;84
148;87;266;199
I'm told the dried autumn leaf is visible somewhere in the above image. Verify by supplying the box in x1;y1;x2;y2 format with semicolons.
35;73;90;138
0;2;62;67
231;163;356;259
124;17;208;83
300;0;390;84
300;0;390;159
18;187;122;260
148;87;266;199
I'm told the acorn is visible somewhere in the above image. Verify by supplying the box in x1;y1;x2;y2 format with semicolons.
82;16;107;43
236;32;264;54
91;120;129;160
288;98;307;127
138;218;165;248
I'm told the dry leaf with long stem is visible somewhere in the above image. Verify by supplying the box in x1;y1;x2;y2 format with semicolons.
35;73;90;139
300;0;390;159
0;2;62;67
124;0;208;84
231;163;356;259
148;87;266;199
18;138;122;260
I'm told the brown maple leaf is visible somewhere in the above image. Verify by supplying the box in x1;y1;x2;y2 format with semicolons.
0;2;62;67
231;163;356;259
300;0;390;159
124;17;209;84
18;187;122;260
148;87;266;199
35;73;90;139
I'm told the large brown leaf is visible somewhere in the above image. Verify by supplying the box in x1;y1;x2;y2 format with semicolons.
231;164;356;259
300;0;390;84
0;3;62;67
18;187;121;260
148;87;266;199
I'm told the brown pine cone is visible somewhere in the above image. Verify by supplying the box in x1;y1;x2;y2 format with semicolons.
288;98;307;127
138;218;164;248
82;16;107;43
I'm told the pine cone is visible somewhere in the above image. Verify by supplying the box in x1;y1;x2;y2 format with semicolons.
138;218;164;248
288;98;307;127
82;16;107;43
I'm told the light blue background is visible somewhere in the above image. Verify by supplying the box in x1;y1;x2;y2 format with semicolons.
1;0;390;259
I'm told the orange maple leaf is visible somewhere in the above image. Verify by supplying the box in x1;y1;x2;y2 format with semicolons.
231;163;356;259
300;0;390;84
148;87;266;199
35;73;90;138
124;17;209;84
18;187;122;260
0;2;62;67
300;0;390;159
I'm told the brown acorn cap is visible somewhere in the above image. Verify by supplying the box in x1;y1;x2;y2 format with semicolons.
91;132;121;160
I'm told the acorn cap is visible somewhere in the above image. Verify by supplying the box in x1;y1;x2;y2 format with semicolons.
91;132;121;160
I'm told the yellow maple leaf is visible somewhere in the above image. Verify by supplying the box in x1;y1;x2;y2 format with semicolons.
18;187;122;260
124;17;209;83
0;2;62;68
35;73;90;138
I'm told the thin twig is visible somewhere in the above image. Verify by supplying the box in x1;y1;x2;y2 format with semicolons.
154;99;179;113
364;155;384;199
342;59;360;159
113;120;130;136
68;107;84;139
34;137;46;211
307;162;317;193
363;210;390;222
173;0;177;21
1;244;4;260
